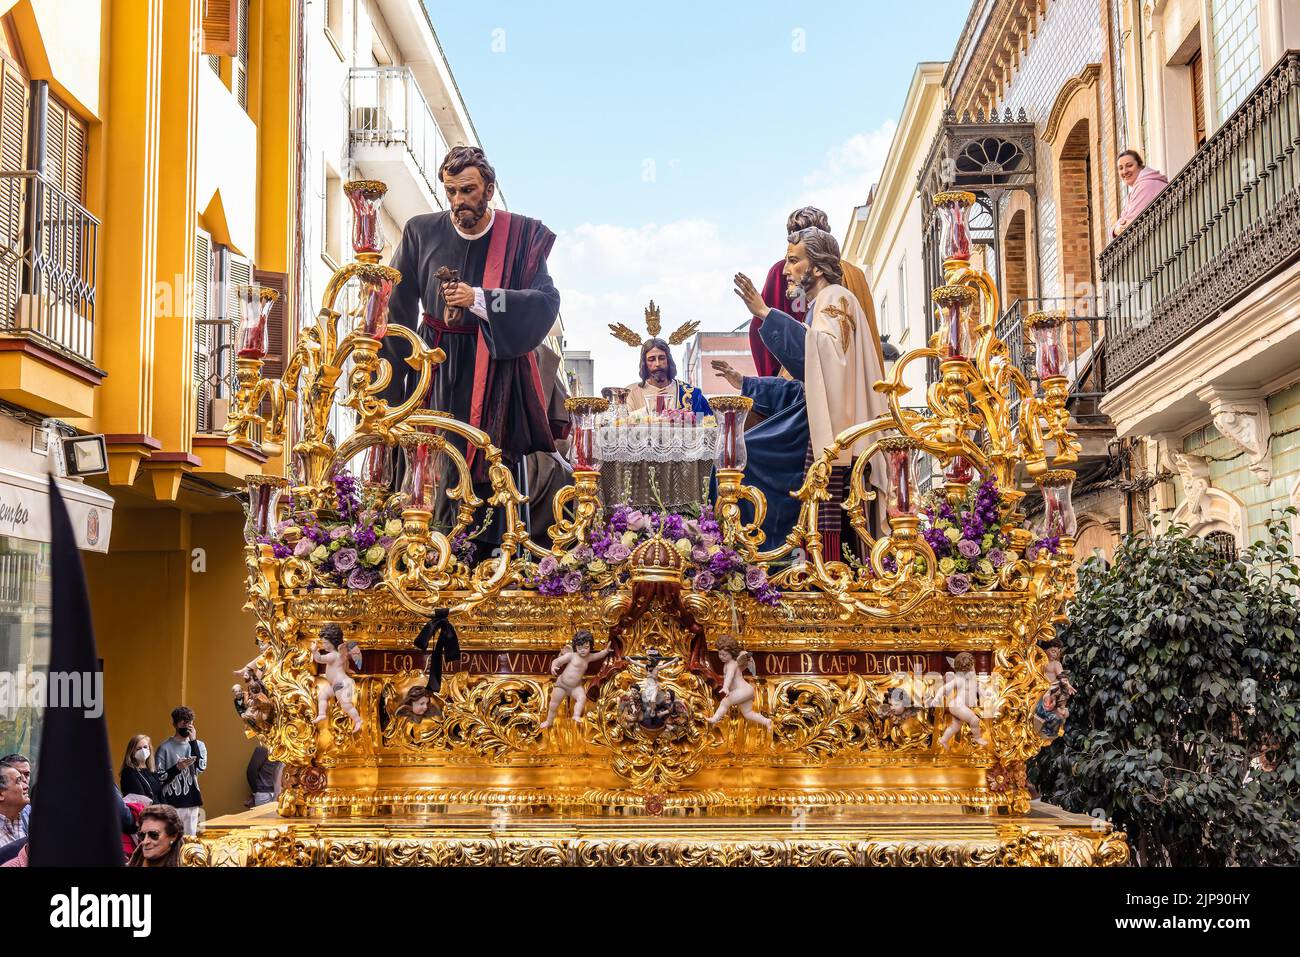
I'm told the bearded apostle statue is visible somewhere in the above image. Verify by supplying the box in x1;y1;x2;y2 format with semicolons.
716;227;888;555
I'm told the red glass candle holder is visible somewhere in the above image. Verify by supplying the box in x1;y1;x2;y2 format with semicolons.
710;396;752;471
946;454;974;485
932;284;977;360
244;474;288;543
933;190;976;263
356;264;400;339
1036;470;1078;538
1026;311;1067;381
565;397;609;472
235;285;279;359
361;441;394;487
399;433;444;510
879;437;921;519
343;180;388;255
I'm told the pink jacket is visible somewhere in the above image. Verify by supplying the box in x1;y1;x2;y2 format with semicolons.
1112;166;1169;236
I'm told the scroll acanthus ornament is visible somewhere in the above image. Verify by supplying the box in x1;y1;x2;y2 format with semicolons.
1196;387;1272;485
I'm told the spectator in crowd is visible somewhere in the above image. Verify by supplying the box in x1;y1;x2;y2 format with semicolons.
0;763;28;846
0;754;31;832
1111;149;1169;237
121;794;146;862
127;804;184;867
155;706;207;836
0;838;26;867
120;734;164;805
245;746;283;808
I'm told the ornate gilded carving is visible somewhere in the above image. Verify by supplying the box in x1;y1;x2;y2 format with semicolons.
207;181;1128;865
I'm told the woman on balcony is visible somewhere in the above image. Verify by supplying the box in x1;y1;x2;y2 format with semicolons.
1111;150;1169;237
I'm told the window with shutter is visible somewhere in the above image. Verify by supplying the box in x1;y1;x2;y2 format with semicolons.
61;108;86;203
44;96;65;192
202;0;238;57
235;0;249;111
194;231;212;432
1190;50;1207;147
0;58;29;328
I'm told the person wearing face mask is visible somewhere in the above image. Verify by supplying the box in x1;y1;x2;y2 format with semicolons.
120;734;164;805
127;804;184;867
155;706;207;836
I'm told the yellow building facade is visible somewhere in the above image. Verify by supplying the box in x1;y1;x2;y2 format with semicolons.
0;0;299;819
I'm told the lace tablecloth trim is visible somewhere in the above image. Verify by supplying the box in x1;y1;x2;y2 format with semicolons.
596;424;718;463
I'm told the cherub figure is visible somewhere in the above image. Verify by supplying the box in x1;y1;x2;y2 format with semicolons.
234;656;267;694
1042;644;1076;696
878;682;929;747
540;630;615;729
707;635;770;730
394;685;441;724
1033;686;1070;739
937;652;989;749
313;623;363;731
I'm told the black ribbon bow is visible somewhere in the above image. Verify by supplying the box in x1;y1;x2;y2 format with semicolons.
414;607;461;693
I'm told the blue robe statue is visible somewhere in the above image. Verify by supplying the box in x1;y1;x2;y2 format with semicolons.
740;309;810;548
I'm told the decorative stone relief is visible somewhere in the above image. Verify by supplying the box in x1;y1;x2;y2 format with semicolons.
1196;387;1272;485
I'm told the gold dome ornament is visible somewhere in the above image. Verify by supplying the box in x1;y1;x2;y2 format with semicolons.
629;532;685;583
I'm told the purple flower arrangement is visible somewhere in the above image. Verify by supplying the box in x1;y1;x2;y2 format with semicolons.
919;479;1016;595
529;503;783;607
257;475;410;590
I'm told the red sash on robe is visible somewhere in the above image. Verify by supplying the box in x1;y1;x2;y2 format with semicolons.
464;210;552;473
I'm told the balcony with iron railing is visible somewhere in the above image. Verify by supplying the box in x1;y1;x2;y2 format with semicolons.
348;66;449;225
995;297;1106;424
1100;51;1300;389
0;171;98;364
0;170;102;417
188;314;269;488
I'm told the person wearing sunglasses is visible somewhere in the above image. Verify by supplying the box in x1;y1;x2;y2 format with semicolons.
127;804;183;867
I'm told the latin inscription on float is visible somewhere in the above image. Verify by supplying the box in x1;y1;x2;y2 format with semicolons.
365;649;948;676
737;652;934;676
365;650;564;675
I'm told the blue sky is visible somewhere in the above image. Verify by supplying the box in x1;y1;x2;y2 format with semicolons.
428;0;972;384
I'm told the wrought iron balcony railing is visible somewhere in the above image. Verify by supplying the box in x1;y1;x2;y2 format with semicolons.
995;297;1107;426
348;66;449;200
0;171;99;365
1100;51;1300;387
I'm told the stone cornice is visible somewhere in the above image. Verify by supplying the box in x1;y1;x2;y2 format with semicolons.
1100;263;1300;439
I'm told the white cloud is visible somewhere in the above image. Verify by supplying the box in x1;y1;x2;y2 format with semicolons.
548;225;767;393
550;122;899;390
787;121;897;238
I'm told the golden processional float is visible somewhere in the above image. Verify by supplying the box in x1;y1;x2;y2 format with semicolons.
187;181;1128;867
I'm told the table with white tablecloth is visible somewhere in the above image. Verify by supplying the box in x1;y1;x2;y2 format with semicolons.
595;422;717;510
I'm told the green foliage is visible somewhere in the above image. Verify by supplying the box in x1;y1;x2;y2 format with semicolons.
1029;516;1300;866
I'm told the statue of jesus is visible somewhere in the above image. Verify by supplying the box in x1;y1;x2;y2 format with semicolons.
625;338;712;416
